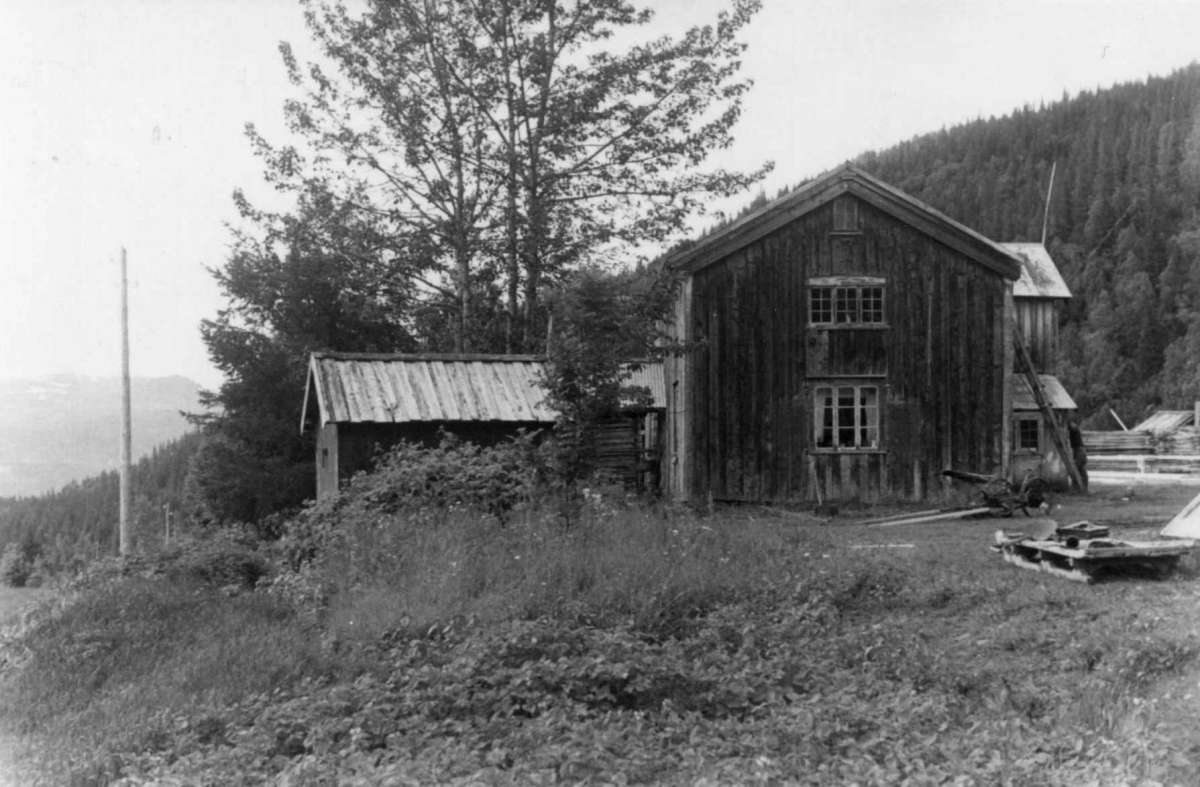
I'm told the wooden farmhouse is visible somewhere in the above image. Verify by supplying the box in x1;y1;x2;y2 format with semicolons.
659;163;1058;504
301;352;664;499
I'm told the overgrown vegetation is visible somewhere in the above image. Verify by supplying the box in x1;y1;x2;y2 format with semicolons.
185;0;769;523
3;441;1200;784
540;264;679;482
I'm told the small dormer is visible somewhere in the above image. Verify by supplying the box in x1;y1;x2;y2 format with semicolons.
1001;242;1071;374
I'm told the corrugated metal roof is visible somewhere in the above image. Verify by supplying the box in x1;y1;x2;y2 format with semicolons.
624;362;664;407
1001;243;1072;299
303;353;665;430
1011;374;1077;411
1132;410;1194;436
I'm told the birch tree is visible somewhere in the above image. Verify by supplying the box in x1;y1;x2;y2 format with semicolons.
246;0;769;351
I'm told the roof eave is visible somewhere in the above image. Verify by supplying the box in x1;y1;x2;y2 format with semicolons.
300;355;334;434
665;164;1021;281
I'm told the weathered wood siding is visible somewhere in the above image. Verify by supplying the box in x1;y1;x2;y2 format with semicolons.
1014;298;1059;373
316;423;340;499
663;278;694;500
681;197;1009;503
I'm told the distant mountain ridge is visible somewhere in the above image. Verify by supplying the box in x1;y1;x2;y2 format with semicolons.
0;374;202;497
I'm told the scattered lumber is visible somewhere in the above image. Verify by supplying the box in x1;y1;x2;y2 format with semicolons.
856;509;941;526
864;507;992;528
1082;430;1153;454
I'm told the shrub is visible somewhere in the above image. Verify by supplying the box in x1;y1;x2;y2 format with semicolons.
0;542;33;588
61;529;271;592
276;432;549;573
163;529;271;588
359;432;546;517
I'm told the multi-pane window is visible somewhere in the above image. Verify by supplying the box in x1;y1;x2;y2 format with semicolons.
814;385;880;450
809;284;885;325
810;287;833;323
1016;418;1040;451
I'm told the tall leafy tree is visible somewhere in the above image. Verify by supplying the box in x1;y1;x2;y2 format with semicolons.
253;0;770;352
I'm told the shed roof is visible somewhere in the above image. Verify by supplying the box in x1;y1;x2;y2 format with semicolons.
663;163;1022;280
1000;243;1072;299
1010;374;1077;411
302;352;665;431
1131;410;1194;436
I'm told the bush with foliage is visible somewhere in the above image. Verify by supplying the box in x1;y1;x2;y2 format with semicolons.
0;537;41;588
277;432;547;572
540;265;678;483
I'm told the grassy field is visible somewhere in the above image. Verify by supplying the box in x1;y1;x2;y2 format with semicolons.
3;478;1200;784
0;586;53;629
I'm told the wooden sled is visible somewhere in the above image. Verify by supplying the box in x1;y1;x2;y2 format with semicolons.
992;525;1196;583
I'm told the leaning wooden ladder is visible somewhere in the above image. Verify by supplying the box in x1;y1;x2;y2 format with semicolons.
1013;335;1084;491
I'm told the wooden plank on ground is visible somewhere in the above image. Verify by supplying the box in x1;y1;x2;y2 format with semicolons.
866;507;992;528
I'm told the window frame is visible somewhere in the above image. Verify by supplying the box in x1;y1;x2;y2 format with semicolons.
1014;415;1042;453
808;276;887;328
811;382;884;453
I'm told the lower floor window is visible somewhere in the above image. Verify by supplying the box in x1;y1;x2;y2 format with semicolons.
814;384;880;449
1016;417;1040;450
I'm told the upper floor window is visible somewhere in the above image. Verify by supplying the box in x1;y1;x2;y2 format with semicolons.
809;277;886;326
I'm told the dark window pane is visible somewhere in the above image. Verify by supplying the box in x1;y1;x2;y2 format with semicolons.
835;288;857;323
810;287;833;323
861;286;884;323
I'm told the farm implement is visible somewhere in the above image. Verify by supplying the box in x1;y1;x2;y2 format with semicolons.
942;469;1048;517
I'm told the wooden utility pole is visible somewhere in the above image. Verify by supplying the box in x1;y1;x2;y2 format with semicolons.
119;248;132;556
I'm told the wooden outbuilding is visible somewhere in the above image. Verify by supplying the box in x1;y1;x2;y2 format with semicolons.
301;352;664;499
1009;373;1077;486
1001;242;1078;487
660;163;1025;504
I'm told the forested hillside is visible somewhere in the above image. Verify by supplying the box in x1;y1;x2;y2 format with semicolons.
0;433;202;580
853;63;1200;425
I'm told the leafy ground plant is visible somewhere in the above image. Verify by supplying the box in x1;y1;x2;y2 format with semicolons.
4;481;1200;784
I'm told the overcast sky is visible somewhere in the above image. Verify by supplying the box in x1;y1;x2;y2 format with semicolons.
3;0;1199;389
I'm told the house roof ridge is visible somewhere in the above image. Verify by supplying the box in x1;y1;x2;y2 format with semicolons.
663;162;1021;280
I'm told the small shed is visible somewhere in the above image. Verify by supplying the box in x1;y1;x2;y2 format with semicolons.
301;352;665;498
1010;373;1077;485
